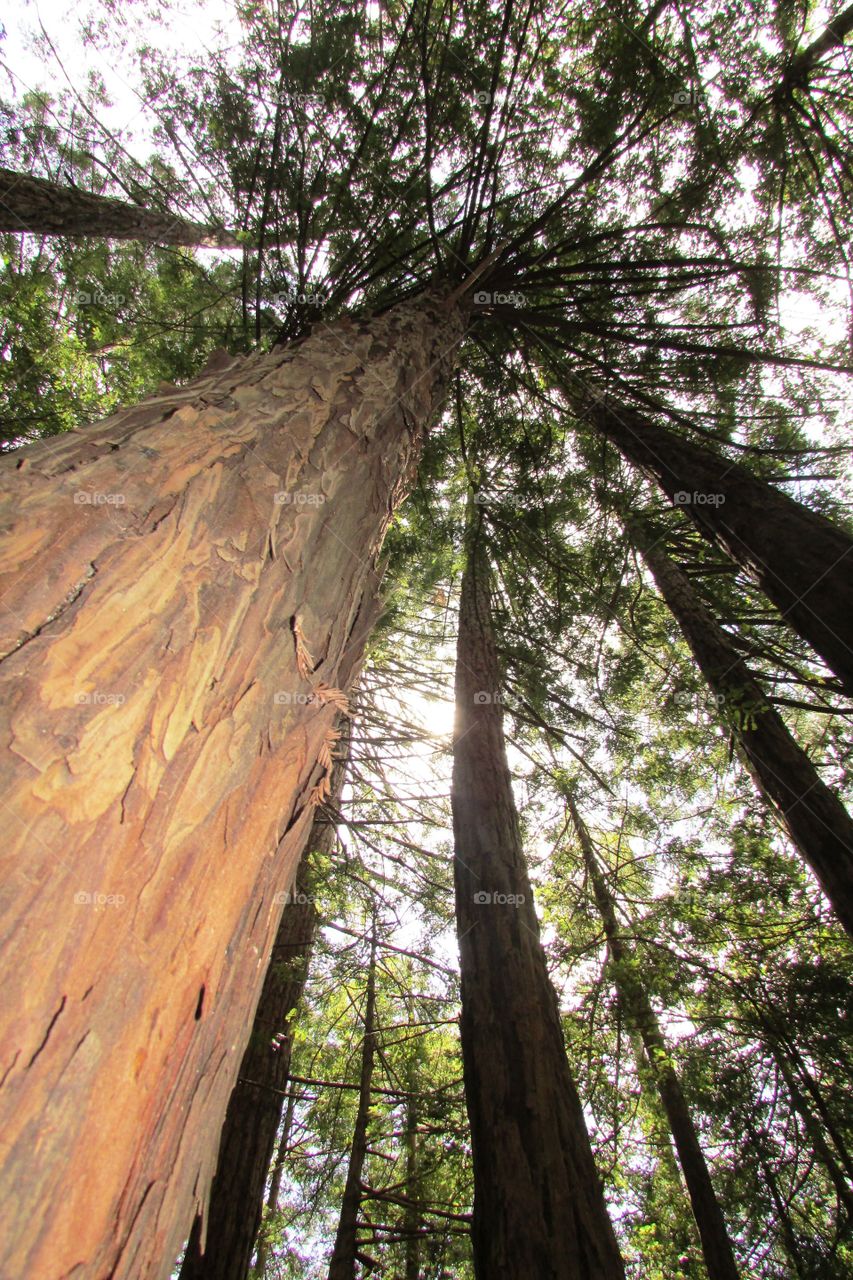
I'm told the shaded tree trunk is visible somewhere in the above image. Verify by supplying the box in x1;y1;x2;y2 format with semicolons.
583;394;853;694
565;795;741;1280
0;294;465;1280
0;165;240;246
450;505;625;1279
327;924;378;1280
629;516;853;938
253;1090;298;1280
178;733;349;1280
403;1049;421;1280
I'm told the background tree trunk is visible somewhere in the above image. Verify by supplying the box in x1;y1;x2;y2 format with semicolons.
630;516;853;937
451;509;625;1279
0;165;240;246
566;795;741;1280
585;395;853;693
327;924;378;1280
178;731;349;1280
0;294;465;1280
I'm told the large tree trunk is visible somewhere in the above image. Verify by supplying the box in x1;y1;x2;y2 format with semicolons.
450;508;625;1279
0;165;239;246
327;925;378;1280
629;516;853;938
0;293;465;1280
582;394;853;694
178;730;349;1280
565;795;741;1280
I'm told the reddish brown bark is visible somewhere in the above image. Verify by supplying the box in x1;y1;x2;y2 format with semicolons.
0;165;239;246
451;510;625;1279
0;294;464;1280
583;395;853;695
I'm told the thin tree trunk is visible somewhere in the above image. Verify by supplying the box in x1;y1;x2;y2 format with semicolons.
565;795;741;1280
770;1044;853;1215
327;924;378;1280
628;516;853;938
253;1090;298;1280
583;394;853;693
0;293;465;1280
403;1041;421;1280
451;505;625;1279
179;732;349;1280
0;165;240;246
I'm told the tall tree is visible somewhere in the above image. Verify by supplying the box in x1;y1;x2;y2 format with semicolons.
627;513;853;937
450;501;625;1278
564;792;741;1280
0;292;465;1280
0;165;240;245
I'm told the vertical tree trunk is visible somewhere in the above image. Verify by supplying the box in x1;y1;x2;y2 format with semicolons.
451;506;625;1279
253;1090;298;1280
0;165;239;245
178;730;350;1280
628;516;853;938
0;294;465;1280
583;394;853;693
403;1040;421;1280
565;795;741;1280
327;925;378;1280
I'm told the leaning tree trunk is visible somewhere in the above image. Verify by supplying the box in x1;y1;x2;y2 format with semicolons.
629;516;853;938
0;293;465;1280
580;392;853;694
178;731;350;1280
565;795;741;1280
0;165;239;246
451;505;625;1279
327;925;378;1280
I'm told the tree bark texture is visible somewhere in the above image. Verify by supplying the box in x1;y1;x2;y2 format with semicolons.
566;795;741;1280
0;293;465;1280
631;518;853;939
0;165;240;246
450;512;625;1280
584;395;853;694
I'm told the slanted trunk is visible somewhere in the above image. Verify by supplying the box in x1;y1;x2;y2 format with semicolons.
451;508;625;1279
327;926;378;1280
178;731;349;1280
253;1090;298;1280
0;294;464;1280
0;165;239;246
583;394;853;694
630;517;853;938
566;795;740;1280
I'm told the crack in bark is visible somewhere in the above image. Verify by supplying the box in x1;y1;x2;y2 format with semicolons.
0;565;96;663
27;996;67;1069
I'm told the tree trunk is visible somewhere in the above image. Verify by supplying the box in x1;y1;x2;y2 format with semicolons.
450;506;625;1279
629;516;853;938
253;1089;298;1280
327;925;378;1280
565;795;741;1280
584;394;853;694
403;1039;421;1280
0;293;465;1280
178;730;349;1280
0;165;240;246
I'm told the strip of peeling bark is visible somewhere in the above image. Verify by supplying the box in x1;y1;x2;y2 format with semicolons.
0;165;240;246
450;504;625;1279
0;292;465;1280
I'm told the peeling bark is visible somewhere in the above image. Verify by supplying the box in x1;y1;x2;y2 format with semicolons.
0;165;239;246
0;294;465;1280
450;508;625;1279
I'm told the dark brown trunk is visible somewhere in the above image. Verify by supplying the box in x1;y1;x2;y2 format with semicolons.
451;508;625;1279
0;165;239;246
0;294;465;1280
629;517;853;938
566;795;741;1280
585;395;853;694
327;925;378;1280
253;1090;298;1280
178;732;349;1280
403;1045;421;1280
